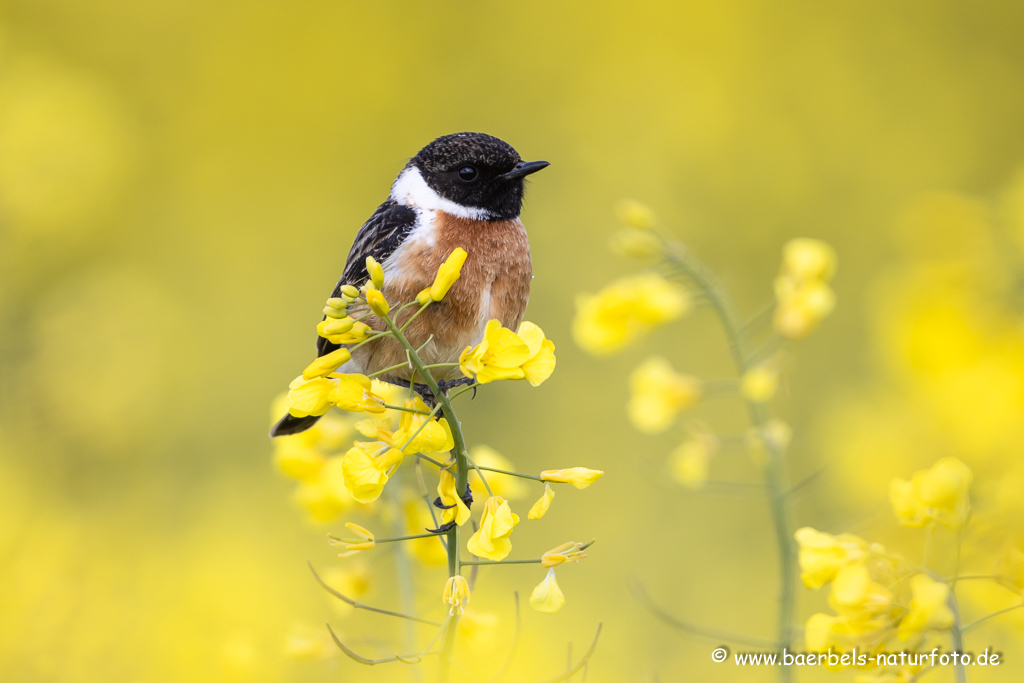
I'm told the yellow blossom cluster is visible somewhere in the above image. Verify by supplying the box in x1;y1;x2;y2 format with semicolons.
459;320;556;385
627;356;702;434
573;273;690;355
889;457;972;530
797;526;953;656
773;238;838;339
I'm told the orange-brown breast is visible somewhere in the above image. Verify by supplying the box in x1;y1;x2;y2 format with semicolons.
352;210;532;382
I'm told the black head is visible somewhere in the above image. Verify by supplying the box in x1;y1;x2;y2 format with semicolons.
407;132;548;220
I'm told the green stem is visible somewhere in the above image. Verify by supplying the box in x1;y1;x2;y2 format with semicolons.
475;465;544;482
382;403;433;415
462;558;544;566
374;532;445;543
663;242;795;682
380;313;468;683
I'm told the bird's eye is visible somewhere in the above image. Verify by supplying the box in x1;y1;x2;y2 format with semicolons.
458;166;478;181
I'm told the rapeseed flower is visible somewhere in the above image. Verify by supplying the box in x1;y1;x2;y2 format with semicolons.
889;457;972;530
330;374;387;414
795;527;869;589
897;574;954;641
436;468;470;527
430;247;468;301
341;442;403;503
627;356;701;433
529;568;565;613
328;522;375;558
528;483;555;520
302;348;352;380
773;238;838;339
459;320;556;385
443;575;470;615
540;467;604;489
467;496;519;561
573;273;690;355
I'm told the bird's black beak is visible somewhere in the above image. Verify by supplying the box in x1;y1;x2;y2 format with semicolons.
502;160;550;180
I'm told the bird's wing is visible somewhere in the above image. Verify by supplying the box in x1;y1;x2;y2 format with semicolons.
316;199;418;357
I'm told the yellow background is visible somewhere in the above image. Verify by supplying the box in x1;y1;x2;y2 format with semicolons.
2;2;1023;681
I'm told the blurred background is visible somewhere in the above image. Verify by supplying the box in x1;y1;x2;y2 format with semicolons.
2;1;1024;681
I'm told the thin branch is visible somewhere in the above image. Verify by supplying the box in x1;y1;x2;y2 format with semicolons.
476;465;544;482
520;624;603;683
309;561;441;626
326;622;444;666
963;602;1024;633
631;580;776;648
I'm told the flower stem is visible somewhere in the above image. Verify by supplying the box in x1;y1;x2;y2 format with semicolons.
379;313;468;683
474;465;544;482
663;242;796;682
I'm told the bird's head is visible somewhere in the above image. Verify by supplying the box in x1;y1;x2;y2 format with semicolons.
391;132;548;220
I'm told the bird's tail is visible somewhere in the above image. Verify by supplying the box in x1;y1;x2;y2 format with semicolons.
270;413;321;437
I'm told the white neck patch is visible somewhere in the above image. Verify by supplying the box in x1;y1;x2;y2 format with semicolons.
390;167;493;220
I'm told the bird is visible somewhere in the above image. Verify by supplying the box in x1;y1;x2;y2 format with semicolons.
271;132;549;437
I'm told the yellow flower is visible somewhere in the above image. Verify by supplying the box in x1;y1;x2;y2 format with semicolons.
741;365;779;402
804;612;840;652
773;239;838;339
365;255;384;289
459;319;531;383
528;483;555;520
774;279;837;339
540;467;604;489
293;457;355;522
669;436;716;489
627;357;702;433
827;564;892;620
284;376;337;418
573;273;690;355
391;397;453;454
365;287;390;316
443;575;471;615
430;247;468;301
468;445;528;500
459;320;557;385
541;541;587;567
323;297;348;319
897;574;954;641
339;284;360;299
328;522;375;558
782;238;838;281
302;348;352;380
516;322;557;386
436;469;470;527
614;199;657;230
794;527;869;589
319;316;355;337
529;568;565;613
330;374;387;414
467;496;520;561
341;442;403;503
274;437;326;481
317;318;371;344
889;457;972;530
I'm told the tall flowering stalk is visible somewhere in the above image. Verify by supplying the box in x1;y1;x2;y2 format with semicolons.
272;250;603;681
575;201;838;682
